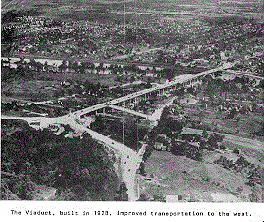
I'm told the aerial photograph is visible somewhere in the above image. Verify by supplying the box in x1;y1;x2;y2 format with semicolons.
1;0;264;202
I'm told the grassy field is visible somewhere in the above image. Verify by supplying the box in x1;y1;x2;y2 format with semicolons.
40;70;120;86
182;104;264;141
1;71;120;103
1;80;59;102
142;150;253;202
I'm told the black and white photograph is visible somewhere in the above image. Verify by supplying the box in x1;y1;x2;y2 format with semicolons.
1;0;264;206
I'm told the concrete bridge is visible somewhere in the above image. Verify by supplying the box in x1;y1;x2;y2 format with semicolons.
72;63;233;119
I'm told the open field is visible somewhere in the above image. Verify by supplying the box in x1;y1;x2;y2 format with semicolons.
1;72;120;103
37;70;120;86
1;80;59;102
142;150;255;202
181;102;264;141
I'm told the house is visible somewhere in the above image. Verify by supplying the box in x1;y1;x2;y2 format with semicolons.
166;194;191;202
210;193;242;202
154;134;171;151
179;96;198;105
154;142;167;151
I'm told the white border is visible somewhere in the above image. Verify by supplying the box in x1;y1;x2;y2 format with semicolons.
0;201;263;222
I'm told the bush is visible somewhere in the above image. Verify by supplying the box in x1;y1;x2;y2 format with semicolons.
233;148;240;154
219;144;226;150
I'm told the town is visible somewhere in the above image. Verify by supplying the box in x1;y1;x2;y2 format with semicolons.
1;0;264;203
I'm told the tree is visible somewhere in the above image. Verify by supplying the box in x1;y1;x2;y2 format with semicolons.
2;26;17;44
78;65;84;74
137;193;149;201
152;194;166;202
43;61;49;71
233;148;240;154
207;135;218;150
15;65;26;78
115;75;123;83
138;162;147;177
115;182;128;201
29;59;37;70
171;141;185;156
219;144;226;150
167;118;183;134
236;156;249;168
202;129;208;138
72;61;78;73
35;62;43;72
67;89;73;96
258;80;264;89
130;76;135;83
159;107;170;122
54;90;64;98
163;68;175;81
248;185;261;202
98;63;104;71
90;116;106;133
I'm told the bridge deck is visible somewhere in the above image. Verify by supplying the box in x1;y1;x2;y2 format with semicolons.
108;105;149;119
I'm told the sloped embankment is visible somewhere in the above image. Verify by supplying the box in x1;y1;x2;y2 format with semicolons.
1;120;126;201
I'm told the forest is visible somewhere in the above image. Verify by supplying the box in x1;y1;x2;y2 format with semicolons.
1;120;127;201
